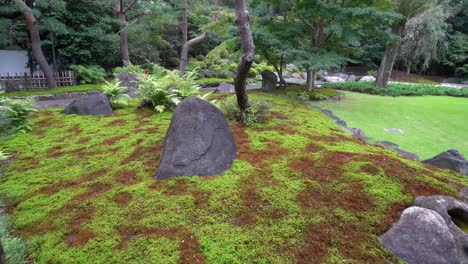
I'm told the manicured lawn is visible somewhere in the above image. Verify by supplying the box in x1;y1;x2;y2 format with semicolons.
317;91;468;159
0;93;466;263
4;84;103;97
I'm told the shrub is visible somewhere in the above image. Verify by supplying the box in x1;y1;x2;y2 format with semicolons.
0;88;36;134
196;55;205;61
287;90;330;101
167;57;181;67
113;65;143;76
217;95;271;126
138;70;200;113
323;81;468;98
366;70;378;77
102;80;131;109
70;65;107;84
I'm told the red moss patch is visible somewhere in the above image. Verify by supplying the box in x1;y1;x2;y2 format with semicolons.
66;230;96;247
269;111;289;120
114;170;139;186
102;135;127;146
162;180;190;196
112;192;132;206
66;124;83;136
191;190;211;208
360;164;380;175
35;117;54;127
178;233;207;264
121;140;164;165
77;137;92;144
116;226;183;249
307;143;324;153
104;119;127;127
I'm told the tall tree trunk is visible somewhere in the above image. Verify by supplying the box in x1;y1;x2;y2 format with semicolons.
115;0;136;67
118;12;131;66
306;70;316;91
15;0;57;89
0;240;6;264
375;22;405;88
406;63;411;74
181;0;188;45
179;0;220;75
234;0;254;112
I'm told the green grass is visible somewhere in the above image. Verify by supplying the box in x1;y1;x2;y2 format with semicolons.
4;84;103;97
317;91;468;159
324;81;468;98
195;77;233;83
0;93;466;263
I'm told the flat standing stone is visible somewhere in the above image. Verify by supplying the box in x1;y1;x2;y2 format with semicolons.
155;98;237;180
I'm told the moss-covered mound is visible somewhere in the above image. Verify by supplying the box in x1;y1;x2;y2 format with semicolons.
0;93;466;263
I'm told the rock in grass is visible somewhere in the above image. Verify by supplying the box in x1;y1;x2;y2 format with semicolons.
155;98;237;180
422;149;468;175
62;93;113;116
214;82;235;93
380;206;459;264
261;70;277;91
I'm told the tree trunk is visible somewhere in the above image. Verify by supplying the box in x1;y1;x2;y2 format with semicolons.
15;0;57;89
306;70;316;91
179;33;208;74
375;23;405;88
178;0;220;75
118;13;131;66
115;0;132;66
181;0;188;45
0;240;6;264
234;0;254;112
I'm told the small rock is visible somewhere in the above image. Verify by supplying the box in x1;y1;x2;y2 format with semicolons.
155;98;237;180
261;70;277;91
347;75;357;81
214;82;235;93
323;76;345;83
395;148;419;161
360;76;376;82
333;73;349;79
283;71;292;78
375;141;399;149
62;93;113;116
422;149;468;175
292;73;302;80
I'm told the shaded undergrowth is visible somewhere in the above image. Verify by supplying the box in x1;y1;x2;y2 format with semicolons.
0;94;466;263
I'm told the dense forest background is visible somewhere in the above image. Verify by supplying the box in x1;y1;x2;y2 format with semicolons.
0;0;467;79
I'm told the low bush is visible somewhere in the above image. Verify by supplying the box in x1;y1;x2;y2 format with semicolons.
138;70;200;113
323;81;468;98
217;95;271;126
113;65;144;76
70;65;107;84
102;80;131;109
0;87;36;134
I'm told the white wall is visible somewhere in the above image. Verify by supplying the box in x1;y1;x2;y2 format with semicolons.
0;50;30;74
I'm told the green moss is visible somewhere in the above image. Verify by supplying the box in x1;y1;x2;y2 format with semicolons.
0;92;465;263
4;84;104;97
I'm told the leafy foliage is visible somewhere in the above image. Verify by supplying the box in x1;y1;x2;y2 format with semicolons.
113;66;144;76
217;95;271;125
102;81;131;109
138;70;200;113
444;32;468;77
324;81;468;97
70;65;107;84
0;88;36;134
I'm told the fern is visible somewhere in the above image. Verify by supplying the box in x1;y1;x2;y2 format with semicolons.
102;80;131;109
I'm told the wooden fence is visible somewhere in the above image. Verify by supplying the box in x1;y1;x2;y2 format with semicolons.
0;71;77;90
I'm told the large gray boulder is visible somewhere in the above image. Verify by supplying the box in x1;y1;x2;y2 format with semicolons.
422;149;468;175
261;70;277;91
214;82;235;93
380;206;459;264
62;93;113;116
155;98;237;180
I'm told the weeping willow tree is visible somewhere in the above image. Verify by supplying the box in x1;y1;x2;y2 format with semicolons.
375;0;437;88
397;3;452;74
